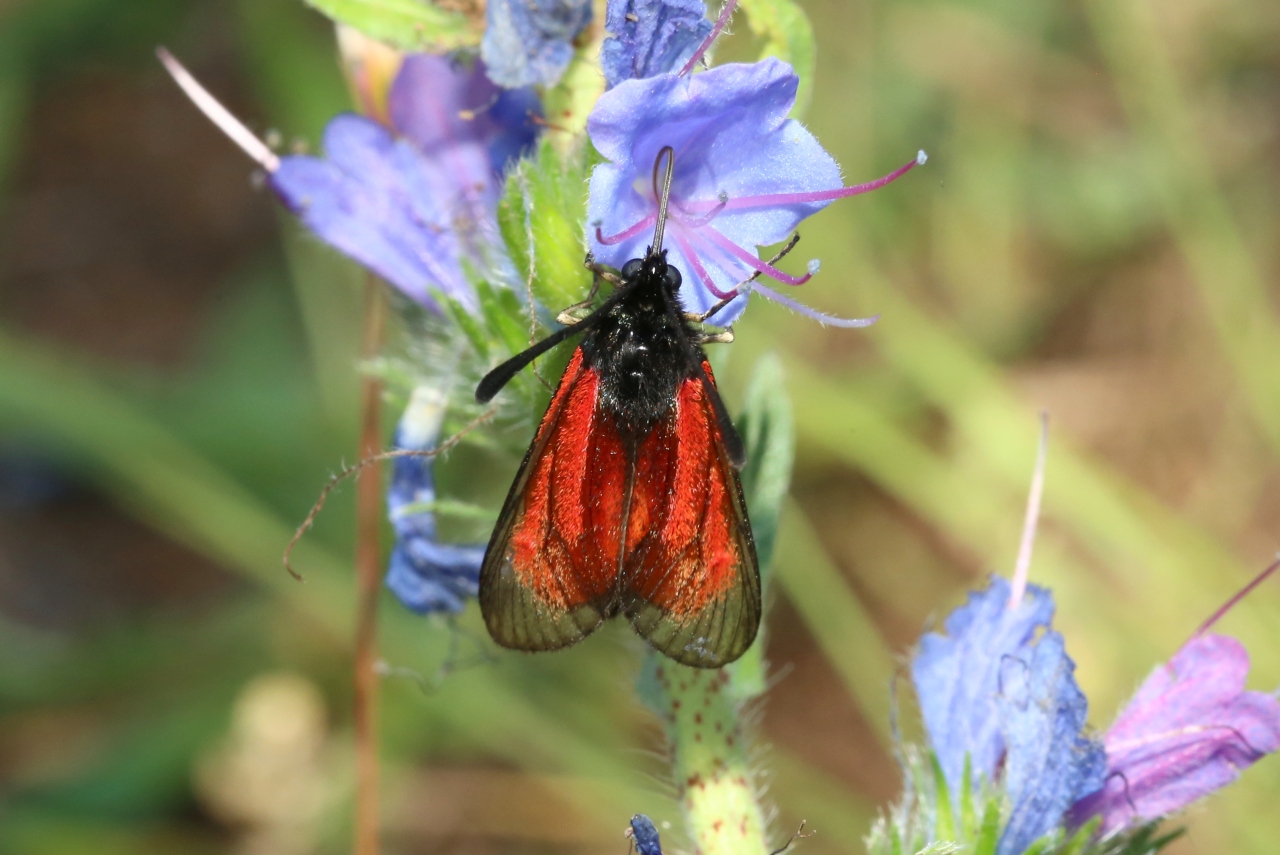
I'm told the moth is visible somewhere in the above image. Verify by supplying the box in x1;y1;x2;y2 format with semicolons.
475;147;763;667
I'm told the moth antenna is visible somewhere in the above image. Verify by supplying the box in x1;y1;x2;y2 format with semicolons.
650;146;676;255
476;291;626;402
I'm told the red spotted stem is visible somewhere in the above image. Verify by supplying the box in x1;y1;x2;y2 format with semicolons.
1009;412;1049;610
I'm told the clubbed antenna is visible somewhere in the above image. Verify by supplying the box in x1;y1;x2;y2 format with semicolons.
650;146;676;254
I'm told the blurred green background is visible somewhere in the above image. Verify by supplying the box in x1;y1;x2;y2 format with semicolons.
1;0;1278;853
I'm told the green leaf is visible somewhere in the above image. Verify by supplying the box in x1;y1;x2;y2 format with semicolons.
476;276;532;358
443;294;491;361
959;754;976;837
932;752;957;843
736;0;816;117
303;0;478;51
499;139;595;312
726;353;794;698
736;353;795;575
975;791;1001;855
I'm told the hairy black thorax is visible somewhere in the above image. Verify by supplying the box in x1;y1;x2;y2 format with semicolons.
579;250;702;436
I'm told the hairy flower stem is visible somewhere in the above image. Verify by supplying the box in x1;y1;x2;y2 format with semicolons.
353;276;386;855
652;662;768;855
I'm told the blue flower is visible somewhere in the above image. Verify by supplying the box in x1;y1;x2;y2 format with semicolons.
586;58;922;325
482;0;594;88
627;814;664;855
385;386;486;614
911;576;1105;851
601;0;712;88
996;629;1106;855
270;54;541;312
1068;560;1280;837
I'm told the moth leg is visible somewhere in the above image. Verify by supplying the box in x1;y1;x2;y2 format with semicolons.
693;328;735;345
557;261;609;324
584;252;628;289
688;233;802;324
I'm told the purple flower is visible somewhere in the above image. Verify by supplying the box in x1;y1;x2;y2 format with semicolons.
271;55;541;312
586;58;922;325
912;576;1104;852
1069;561;1280;836
385;386;486;615
601;0;713;88
482;0;594;88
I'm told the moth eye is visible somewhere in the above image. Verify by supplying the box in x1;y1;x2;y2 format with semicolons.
663;267;682;289
621;259;643;279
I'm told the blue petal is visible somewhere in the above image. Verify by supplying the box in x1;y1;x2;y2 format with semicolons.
629;814;664;855
586;59;842;320
995;631;1106;855
482;0;594;88
911;577;1056;795
270;56;540;312
271;116;467;310
601;0;712;88
384;387;485;615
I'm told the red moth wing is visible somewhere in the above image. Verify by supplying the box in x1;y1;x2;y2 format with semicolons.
620;364;761;668
479;347;629;650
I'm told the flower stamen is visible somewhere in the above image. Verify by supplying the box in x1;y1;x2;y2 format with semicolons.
671;228;738;299
596;212;658;245
681;152;927;214
679;0;740;76
697;225;813;285
156;47;280;172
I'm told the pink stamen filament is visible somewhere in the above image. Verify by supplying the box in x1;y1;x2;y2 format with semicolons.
671;228;737;299
1192;555;1280;639
1009;412;1049;610
671;196;728;228
698;225;812;286
679;0;740;76
746;281;879;328
680;153;926;214
595;212;657;246
685;229;877;327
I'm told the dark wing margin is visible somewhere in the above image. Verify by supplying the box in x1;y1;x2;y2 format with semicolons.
620;375;762;668
479;348;615;652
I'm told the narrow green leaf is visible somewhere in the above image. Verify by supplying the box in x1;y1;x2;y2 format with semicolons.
932;752;956;842
476;277;531;358
304;0;478;51
959;754;976;838
736;353;794;575
726;354;794;698
975;792;1001;855
737;0;816;116
443;294;490;360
